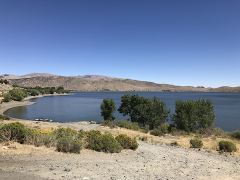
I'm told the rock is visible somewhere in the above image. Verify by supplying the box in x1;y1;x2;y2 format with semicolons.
49;167;55;171
2;146;9;150
64;167;71;172
8;145;17;149
83;177;90;180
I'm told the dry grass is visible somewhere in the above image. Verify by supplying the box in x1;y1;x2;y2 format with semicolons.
0;142;56;156
1;119;240;156
100;125;240;156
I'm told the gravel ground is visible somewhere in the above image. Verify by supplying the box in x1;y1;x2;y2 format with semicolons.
0;142;239;180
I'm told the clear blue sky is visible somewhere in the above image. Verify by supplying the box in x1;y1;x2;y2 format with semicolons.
0;0;239;87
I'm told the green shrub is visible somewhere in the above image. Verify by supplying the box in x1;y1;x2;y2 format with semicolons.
150;128;164;136
100;133;123;153
116;121;140;131
56;136;82;153
140;127;149;134
219;141;237;153
26;130;56;148
115;134;138;150
86;131;122;153
78;130;86;139
54;128;78;139
231;130;240;140
159;124;169;134
196;128;226;137
170;127;188;136
26;128;85;150
0;115;10;120
102;121;117;129
3;93;12;102
0;122;30;143
53;128;82;153
150;124;169;136
190;139;203;148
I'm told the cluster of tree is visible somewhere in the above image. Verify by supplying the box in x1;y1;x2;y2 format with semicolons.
0;79;9;85
118;95;169;130
3;86;69;102
101;95;215;132
3;88;28;102
173;99;215;132
24;86;69;96
101;95;169;130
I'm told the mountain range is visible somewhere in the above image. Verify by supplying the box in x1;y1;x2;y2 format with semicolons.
1;73;240;92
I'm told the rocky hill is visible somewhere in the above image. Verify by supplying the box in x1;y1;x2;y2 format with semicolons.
209;86;240;93
1;73;56;79
1;74;239;92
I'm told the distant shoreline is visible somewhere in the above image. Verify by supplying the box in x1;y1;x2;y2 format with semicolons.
72;90;240;93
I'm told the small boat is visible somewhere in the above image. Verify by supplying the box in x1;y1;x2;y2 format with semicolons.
34;118;53;122
89;120;97;124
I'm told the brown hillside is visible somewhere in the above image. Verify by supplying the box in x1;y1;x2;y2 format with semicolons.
1;74;239;92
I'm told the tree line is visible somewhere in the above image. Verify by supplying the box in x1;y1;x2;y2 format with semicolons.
0;79;9;85
3;86;69;102
101;94;215;132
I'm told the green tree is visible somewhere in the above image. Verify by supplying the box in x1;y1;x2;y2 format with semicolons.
3;93;12;102
173;99;215;132
118;95;169;130
195;99;215;129
28;89;40;96
101;99;116;121
3;80;9;84
56;86;64;94
143;97;169;130
118;95;146;123
8;88;28;101
50;87;56;94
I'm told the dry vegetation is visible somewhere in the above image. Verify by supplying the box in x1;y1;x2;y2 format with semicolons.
1;119;239;156
0;119;240;180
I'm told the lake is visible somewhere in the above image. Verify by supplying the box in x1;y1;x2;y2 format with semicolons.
4;92;240;131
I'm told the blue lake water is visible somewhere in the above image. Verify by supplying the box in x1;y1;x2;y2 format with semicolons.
4;92;240;131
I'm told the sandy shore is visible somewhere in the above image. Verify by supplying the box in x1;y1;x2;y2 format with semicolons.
0;93;70;115
0;99;34;115
1;95;240;180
